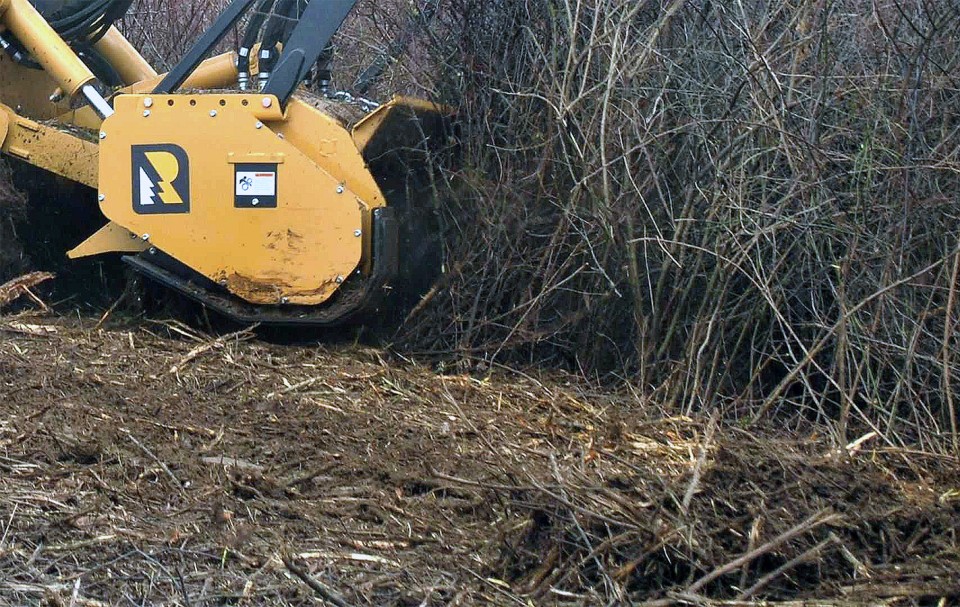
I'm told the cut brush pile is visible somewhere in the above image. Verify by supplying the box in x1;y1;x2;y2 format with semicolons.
0;317;957;605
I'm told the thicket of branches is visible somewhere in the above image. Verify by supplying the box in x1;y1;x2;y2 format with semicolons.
109;0;960;450
375;0;960;451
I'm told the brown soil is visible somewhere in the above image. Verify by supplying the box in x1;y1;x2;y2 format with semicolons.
0;313;958;606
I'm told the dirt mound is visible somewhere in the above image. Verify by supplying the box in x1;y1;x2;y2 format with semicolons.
0;314;957;605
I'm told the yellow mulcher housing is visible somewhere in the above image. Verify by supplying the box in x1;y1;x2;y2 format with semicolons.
0;0;445;324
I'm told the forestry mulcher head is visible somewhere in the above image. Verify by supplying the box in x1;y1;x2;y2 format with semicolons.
0;0;449;324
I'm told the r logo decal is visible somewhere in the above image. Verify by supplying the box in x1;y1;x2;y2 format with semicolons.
132;144;190;214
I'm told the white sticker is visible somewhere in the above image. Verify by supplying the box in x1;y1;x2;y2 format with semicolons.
236;171;276;197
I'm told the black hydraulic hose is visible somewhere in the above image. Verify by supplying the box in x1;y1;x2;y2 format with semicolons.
0;32;31;65
85;0;134;42
76;43;124;85
261;0;296;47
257;0;295;88
4;0;127;78
49;0;113;39
154;0;260;94
29;0;129;41
237;0;276;90
313;43;333;94
262;0;355;106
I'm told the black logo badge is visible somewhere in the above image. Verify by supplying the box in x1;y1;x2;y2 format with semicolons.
132;144;190;214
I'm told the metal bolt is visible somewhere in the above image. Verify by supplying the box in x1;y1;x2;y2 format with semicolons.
97;194;105;202
210;110;217;117
336;185;345;194
252;198;260;205
353;229;362;237
335;276;344;284
143;110;151;117
218;279;228;287
99;131;106;139
255;121;263;129
143;97;153;108
141;233;150;241
262;97;272;108
280;297;289;304
148;247;157;255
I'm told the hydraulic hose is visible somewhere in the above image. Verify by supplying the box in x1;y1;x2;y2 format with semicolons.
30;0;129;42
237;0;275;90
256;0;294;89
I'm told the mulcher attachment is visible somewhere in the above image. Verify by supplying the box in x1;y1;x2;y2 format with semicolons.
0;0;452;325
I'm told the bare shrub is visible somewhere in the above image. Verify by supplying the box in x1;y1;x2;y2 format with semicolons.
118;0;233;69
386;0;960;452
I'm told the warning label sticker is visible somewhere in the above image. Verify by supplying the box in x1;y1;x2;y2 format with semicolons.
234;163;278;208
236;171;276;197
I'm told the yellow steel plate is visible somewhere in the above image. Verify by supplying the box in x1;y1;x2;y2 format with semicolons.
0;51;72;121
0;103;98;187
67;221;147;259
98;94;372;306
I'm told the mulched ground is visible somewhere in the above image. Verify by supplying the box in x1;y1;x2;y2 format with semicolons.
0;312;958;606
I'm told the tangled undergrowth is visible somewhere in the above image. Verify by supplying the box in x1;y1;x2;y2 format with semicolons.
381;0;960;454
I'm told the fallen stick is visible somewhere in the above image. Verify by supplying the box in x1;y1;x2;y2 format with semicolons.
121;429;186;495
0;272;54;308
681;411;718;515
829;531;872;578
20;286;50;311
737;536;834;599
282;555;352;607
642;599;895;607
200;456;264;472
686;510;841;594
266;376;320;399
0;321;59;336
168;325;257;375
